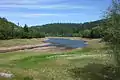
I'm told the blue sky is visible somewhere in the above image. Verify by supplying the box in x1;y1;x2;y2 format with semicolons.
0;0;111;26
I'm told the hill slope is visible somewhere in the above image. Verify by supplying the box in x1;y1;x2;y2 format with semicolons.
0;17;20;39
31;20;104;36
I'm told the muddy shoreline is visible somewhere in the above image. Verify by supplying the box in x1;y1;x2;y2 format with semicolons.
0;43;51;53
0;37;88;53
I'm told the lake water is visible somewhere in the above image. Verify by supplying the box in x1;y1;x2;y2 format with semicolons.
45;38;88;48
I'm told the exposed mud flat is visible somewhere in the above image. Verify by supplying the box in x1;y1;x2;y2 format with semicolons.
0;43;51;53
28;46;72;52
0;43;73;53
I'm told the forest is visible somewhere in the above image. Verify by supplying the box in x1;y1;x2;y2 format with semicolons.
31;19;104;38
0;17;105;40
0;18;45;39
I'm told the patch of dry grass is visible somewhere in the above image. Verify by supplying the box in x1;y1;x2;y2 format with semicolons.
0;38;45;47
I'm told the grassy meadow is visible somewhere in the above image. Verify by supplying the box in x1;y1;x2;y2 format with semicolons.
0;38;114;80
0;38;45;47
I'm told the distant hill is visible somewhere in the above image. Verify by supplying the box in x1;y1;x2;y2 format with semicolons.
0;17;18;28
0;17;45;40
31;19;105;36
0;17;105;39
0;17;20;39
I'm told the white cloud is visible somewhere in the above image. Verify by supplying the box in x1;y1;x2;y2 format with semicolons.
0;0;65;5
23;13;61;17
22;13;88;18
0;12;87;18
0;0;94;10
0;4;94;10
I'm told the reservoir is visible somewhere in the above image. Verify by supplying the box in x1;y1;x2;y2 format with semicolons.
45;38;88;48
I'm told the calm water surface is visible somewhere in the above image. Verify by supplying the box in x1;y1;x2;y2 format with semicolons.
45;38;88;48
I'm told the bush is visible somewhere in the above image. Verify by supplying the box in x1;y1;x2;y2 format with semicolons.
69;63;120;80
24;76;33;80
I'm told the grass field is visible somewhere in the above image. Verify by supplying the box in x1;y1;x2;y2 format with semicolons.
0;38;45;47
0;38;114;80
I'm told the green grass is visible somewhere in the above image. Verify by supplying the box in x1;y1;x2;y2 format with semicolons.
0;38;44;47
0;39;113;80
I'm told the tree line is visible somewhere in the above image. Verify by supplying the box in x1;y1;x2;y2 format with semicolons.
0;18;45;40
0;17;105;40
31;20;105;38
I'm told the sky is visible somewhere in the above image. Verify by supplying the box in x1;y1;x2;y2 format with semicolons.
0;0;111;26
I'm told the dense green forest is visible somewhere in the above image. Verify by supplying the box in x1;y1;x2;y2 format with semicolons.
0;17;105;40
31;20;105;38
0;17;45;40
